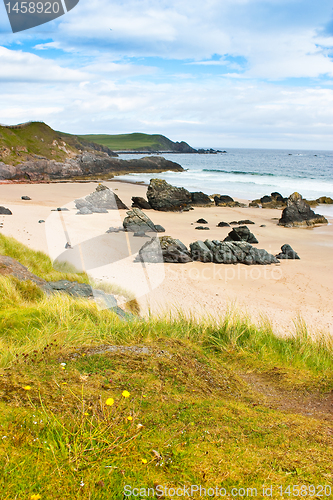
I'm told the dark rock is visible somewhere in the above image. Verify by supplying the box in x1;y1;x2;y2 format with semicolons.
217;221;230;227
249;201;260;208
229;221;239;225
65;242;72;249
260;224;266;227
275;244;300;260
123;208;157;233
154;224;165;232
214;195;236;206
21;196;31;200
223;226;258;244
190;240;278;265
195;226;210;230
260;195;272;204
271;192;284;202
48;280;93;297
136;236;192;263
278;192;328;227
0;206;12;215
190;241;213;262
238;219;255;225
131;196;152;209
38;220;45;223
190;192;213;206
147;178;192;211
57;207;69;211
196;218;208;224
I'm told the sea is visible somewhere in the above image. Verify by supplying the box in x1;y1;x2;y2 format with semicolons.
115;148;333;218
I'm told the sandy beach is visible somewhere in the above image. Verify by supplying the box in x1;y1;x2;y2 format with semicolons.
0;180;332;337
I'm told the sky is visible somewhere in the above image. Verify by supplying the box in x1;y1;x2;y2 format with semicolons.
0;0;333;149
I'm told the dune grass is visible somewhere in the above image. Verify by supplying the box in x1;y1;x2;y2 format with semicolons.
1;235;333;499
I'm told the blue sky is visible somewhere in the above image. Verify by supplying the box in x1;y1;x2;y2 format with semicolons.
0;0;332;149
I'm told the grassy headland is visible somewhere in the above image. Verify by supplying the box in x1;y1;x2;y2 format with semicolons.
76;132;195;152
0;234;333;499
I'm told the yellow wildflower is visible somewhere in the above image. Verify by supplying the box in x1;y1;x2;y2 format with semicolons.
30;494;41;500
105;398;114;406
23;386;32;391
141;458;147;464
122;390;130;398
126;416;133;421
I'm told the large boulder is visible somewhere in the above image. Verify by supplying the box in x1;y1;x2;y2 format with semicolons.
214;195;246;207
190;192;213;206
147;179;192;211
278;192;328;227
190;240;278;265
136;236;192;263
75;185;127;214
123;208;164;233
131;197;152;209
275;244;300;260
223;225;258;244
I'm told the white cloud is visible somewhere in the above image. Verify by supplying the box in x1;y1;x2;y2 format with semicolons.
0;46;89;82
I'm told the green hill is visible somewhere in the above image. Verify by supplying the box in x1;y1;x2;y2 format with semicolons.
0;122;115;166
77;132;196;152
0;123;196;166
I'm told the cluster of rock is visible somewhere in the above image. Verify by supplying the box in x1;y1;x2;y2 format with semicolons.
145;179;212;211
75;185;127;214
278;192;328;227
136;236;279;265
250;192;287;208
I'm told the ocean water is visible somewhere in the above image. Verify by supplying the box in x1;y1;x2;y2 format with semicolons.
116;148;333;217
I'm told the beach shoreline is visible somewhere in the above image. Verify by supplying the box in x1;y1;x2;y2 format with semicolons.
0;180;332;337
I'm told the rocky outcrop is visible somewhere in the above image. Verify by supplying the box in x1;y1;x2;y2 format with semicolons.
0;154;184;182
75;185;127;214
317;196;333;204
223;226;258;244
190;240;279;265
278;192;328;227
0;206;12;215
0;255;53;293
214;195;246;207
217;221;230;227
190;192;213;206
136;236;192;263
0;255;130;318
196;218;208;224
147;179;192;211
123;208;165;233
131;197;152;209
275;244;300;260
251;192;287;208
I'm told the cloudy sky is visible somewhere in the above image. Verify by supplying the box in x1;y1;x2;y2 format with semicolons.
0;0;332;149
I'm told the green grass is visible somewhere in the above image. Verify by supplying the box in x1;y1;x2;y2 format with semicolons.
77;132;179;151
1;235;333;499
